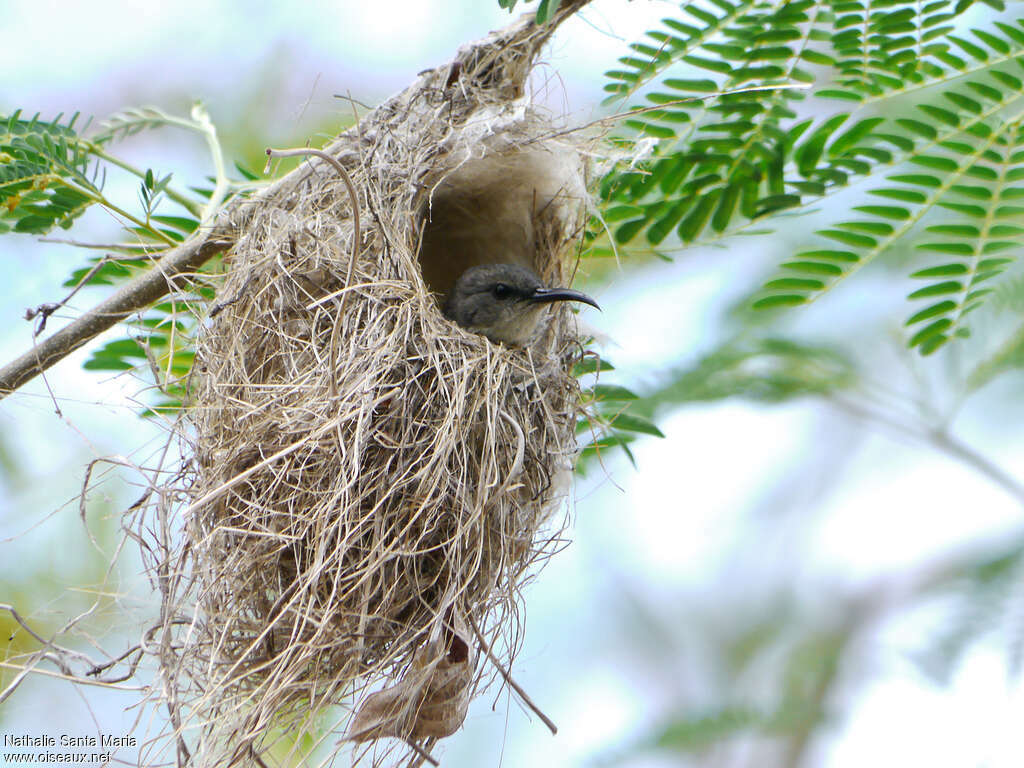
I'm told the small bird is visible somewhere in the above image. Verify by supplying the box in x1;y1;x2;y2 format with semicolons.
443;263;599;346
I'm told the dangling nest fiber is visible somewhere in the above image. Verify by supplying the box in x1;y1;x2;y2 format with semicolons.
164;4;596;766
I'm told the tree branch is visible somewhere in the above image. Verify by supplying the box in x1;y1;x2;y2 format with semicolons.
828;395;1024;507
0;233;231;399
0;1;592;401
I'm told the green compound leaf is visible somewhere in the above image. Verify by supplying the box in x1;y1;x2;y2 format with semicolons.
594;1;1024;357
1;111;99;234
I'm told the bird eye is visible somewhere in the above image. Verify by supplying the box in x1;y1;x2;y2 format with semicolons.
492;283;511;298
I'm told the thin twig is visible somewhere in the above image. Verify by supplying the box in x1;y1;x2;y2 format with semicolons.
86;645;144;682
26;254;138;338
0;603;148;704
525;83;812;146
930;428;1024;505
38;238;156;252
0;603;51;647
404;738;440;767
467;614;557;736
829;395;1024;506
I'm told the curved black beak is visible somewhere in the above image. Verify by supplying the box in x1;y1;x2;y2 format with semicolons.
529;287;601;311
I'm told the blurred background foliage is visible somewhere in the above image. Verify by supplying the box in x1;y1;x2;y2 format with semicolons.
2;0;1024;766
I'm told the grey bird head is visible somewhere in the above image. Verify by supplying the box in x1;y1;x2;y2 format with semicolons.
443;263;600;346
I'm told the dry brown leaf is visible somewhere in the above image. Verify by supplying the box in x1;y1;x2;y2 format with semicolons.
347;626;476;743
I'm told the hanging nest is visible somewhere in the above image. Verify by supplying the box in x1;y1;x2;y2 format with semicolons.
163;4;597;766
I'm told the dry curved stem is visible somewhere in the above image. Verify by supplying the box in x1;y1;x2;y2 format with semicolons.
265;145;363;400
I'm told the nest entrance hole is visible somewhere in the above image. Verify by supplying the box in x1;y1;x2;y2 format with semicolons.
417;147;581;300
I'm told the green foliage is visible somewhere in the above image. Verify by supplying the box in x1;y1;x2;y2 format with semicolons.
53;173;222;405
636;337;857;413
599;0;1024;355
575;354;665;472
63;240;217;414
1;104;219;246
756;59;1024;355
822;0;1009;101
80;300;206;416
94;105;192;144
601;0;851;249
496;0;563;24
597;619;853;764
640;706;765;753
0;111;98;234
1;104;245;412
139;169;174;224
570;336;858;481
966;275;1024;391
913;541;1024;683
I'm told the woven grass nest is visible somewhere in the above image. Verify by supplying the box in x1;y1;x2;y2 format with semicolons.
170;4;598;766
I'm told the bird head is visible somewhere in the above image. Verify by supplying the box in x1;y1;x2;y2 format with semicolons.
443;263;599;346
